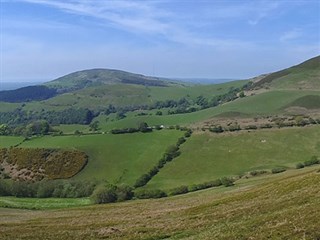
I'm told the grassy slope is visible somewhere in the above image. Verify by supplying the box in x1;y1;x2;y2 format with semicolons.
0;167;319;239
18;130;183;185
146;125;320;189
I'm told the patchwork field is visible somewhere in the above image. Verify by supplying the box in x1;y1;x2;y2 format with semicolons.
17;130;184;185
146;125;320;189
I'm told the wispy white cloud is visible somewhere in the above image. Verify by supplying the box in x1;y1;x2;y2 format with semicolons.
17;0;258;49
280;28;303;42
21;0;170;35
248;1;280;25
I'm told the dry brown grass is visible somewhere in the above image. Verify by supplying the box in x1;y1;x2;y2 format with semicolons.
0;148;88;181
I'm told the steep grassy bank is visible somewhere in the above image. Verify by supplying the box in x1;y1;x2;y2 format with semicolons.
0;167;319;239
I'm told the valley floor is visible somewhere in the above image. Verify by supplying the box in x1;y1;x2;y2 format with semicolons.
1;166;319;240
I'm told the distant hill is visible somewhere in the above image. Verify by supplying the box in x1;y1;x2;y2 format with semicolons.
44;68;170;92
0;85;57;103
252;55;320;90
0;69;173;103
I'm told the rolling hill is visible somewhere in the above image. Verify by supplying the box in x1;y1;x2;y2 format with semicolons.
0;56;320;239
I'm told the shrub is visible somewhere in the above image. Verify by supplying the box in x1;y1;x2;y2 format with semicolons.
134;174;152;188
188;179;223;192
10;181;37;197
228;125;241;132
115;185;133;202
91;185;117;204
220;177;235;187
169;185;189;196
36;181;55;198
176;137;186;146
0;180;10;196
260;124;273;129
249;170;268;176
245;125;258;130
271;167;286;174
209;125;224;133
148;167;159;177
134;189;167;199
296;163;305;169
304;156;319;166
157;158;166;168
184;129;192;138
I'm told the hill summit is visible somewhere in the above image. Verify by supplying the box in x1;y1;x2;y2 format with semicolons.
45;69;169;92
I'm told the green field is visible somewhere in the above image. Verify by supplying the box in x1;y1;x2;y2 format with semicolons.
0;136;24;147
146;125;320;189
18;130;184;185
0;167;319;239
0;197;91;210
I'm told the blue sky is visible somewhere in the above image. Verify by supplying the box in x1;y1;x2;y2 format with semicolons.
1;0;319;82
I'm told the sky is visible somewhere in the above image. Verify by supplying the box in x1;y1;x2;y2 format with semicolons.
1;0;319;82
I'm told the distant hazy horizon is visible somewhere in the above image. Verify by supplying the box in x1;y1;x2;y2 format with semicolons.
0;82;44;91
